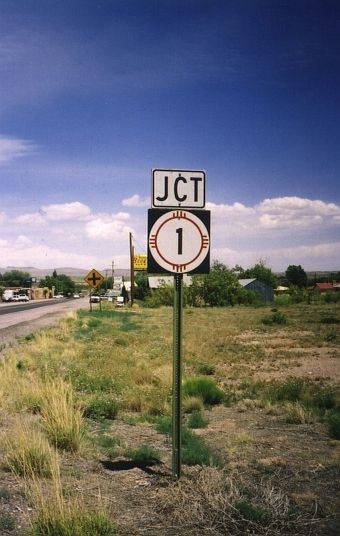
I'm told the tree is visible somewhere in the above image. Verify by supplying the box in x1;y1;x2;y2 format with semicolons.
285;265;308;288
243;260;277;288
2;270;31;287
40;273;75;296
200;261;241;306
134;272;150;300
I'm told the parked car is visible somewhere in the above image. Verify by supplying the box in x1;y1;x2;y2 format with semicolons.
90;294;100;303
11;295;20;301
18;294;29;302
116;296;125;307
55;294;64;299
73;293;80;299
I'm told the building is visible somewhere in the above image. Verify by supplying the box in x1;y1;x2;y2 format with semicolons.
239;278;274;303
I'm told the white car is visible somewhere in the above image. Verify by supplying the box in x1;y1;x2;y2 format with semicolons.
55;294;64;299
18;294;29;302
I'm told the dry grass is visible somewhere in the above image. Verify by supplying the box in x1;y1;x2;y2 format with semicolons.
2;417;57;478
40;379;84;452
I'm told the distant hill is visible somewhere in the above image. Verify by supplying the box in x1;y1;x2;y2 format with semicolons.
0;266;131;280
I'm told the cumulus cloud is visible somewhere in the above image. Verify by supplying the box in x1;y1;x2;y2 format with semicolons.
122;194;150;207
85;213;133;240
209;196;340;232
41;201;91;221
0;135;35;163
14;212;45;225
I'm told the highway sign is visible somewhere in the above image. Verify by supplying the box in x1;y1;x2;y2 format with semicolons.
152;169;205;208
84;268;105;288
147;209;210;274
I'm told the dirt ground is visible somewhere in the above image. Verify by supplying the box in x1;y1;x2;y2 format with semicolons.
0;305;339;535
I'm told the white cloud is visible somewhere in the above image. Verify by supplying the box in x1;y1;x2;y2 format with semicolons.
41;202;91;221
122;194;150;207
0;238;7;247
0;135;35;164
85;214;133;240
0;212;6;223
209;196;340;232
14;212;45;225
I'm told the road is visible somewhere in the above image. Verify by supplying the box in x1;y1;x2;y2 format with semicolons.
0;297;89;346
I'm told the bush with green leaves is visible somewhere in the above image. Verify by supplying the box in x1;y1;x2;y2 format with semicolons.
182;377;225;406
262;311;287;325
125;443;161;463
326;410;340;439
84;395;119;421
187;410;208;429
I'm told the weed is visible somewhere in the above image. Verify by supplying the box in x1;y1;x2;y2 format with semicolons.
30;511;117;535
196;362;215;375
182;377;225;405
0;513;15;531
3;420;56;478
326;409;340;439
84;395;119;421
235;499;269;523
182;428;221;466
284;402;314;424
320;315;339;324
182;396;204;413
0;487;10;499
125;443;161;463
41;379;84;452
187;410;208;429
262;311;288;325
70;369;115;393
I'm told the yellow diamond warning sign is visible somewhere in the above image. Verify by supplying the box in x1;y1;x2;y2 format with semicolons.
84;268;105;288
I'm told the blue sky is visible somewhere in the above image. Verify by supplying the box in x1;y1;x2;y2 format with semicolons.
0;0;339;272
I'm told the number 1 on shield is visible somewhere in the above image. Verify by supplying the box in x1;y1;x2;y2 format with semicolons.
176;228;183;255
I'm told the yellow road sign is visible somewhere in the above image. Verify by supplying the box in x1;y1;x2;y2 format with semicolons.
134;254;147;271
84;268;105;288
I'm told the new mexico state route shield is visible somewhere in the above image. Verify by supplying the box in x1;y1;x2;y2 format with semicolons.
147;209;210;274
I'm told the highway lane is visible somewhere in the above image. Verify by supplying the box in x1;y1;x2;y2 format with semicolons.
0;298;70;315
0;297;89;345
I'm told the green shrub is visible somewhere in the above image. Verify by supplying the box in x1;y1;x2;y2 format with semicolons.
182;377;225;405
0;513;15;531
182;429;221;466
326;410;340;439
125;443;161;463
262;311;287;326
187;410;208;429
84;395;119;421
266;378;305;403
196;362;215;375
31;511;117;536
235;499;269;523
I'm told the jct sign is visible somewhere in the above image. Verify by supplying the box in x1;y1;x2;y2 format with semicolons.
152;169;205;208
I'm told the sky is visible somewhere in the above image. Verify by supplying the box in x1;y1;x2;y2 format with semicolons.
0;0;340;273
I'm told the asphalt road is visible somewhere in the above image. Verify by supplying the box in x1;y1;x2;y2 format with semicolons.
0;297;89;346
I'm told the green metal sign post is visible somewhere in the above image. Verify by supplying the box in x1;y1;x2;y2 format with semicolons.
172;273;183;479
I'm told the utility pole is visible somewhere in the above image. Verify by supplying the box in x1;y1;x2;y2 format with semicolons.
111;261;114;289
129;232;134;307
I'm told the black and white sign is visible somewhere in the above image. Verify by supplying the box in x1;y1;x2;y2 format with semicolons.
152;169;205;208
147;209;210;274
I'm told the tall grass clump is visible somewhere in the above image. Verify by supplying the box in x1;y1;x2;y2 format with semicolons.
28;458;117;536
326;410;340;439
40;379;84;452
3;419;56;478
182;377;225;406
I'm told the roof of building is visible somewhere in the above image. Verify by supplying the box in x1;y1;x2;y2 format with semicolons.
238;278;256;287
148;275;192;289
314;282;334;290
